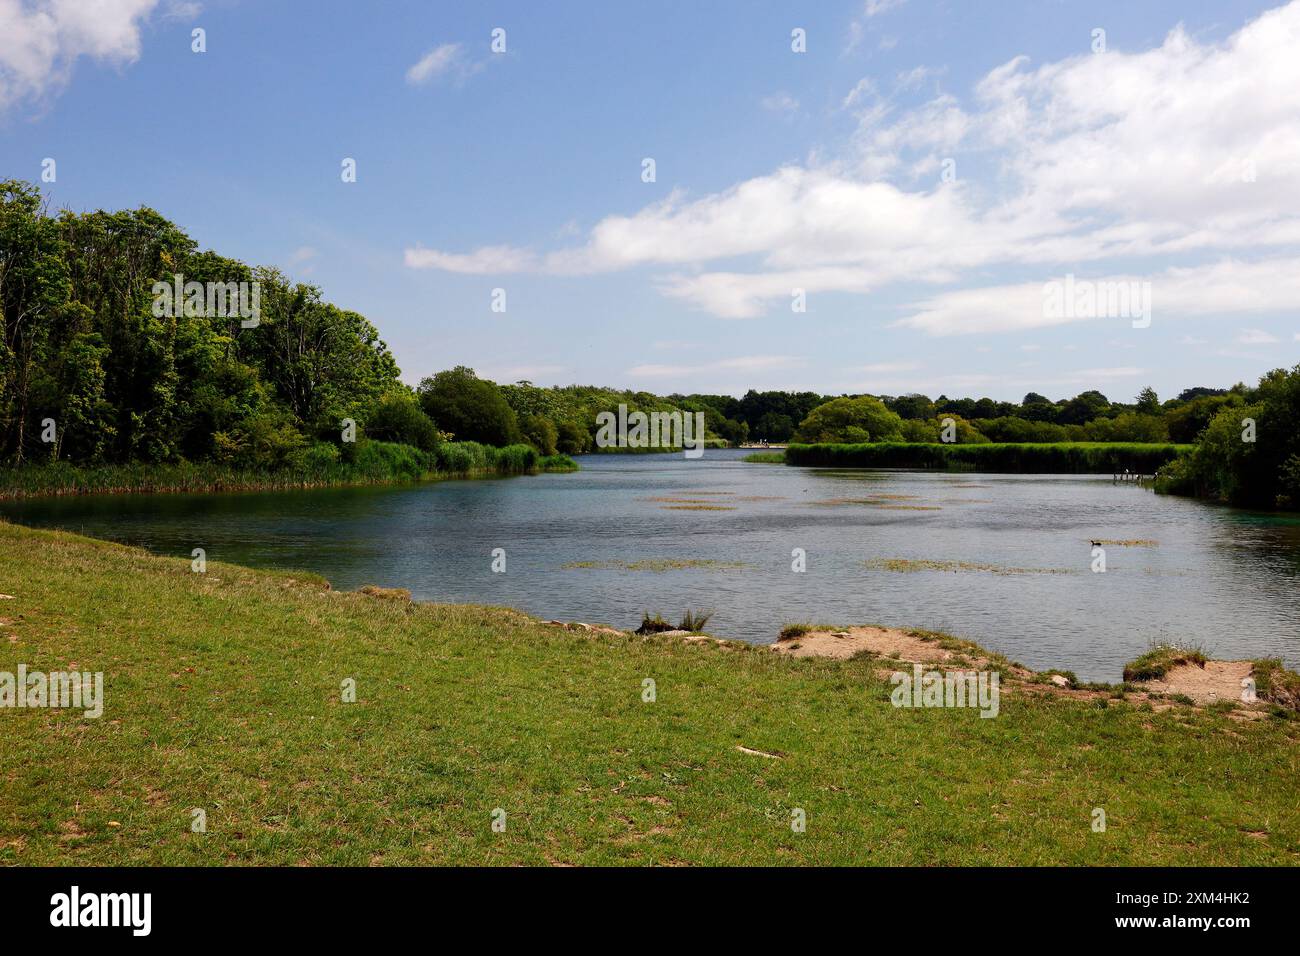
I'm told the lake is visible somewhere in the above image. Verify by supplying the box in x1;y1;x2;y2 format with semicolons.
6;447;1299;682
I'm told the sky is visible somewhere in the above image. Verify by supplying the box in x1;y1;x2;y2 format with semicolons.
2;0;1298;403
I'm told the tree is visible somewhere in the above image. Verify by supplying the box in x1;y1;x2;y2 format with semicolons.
364;392;440;451
753;412;794;442
1058;390;1110;425
792;396;905;443
417;366;520;446
886;394;935;420
1135;387;1160;414
520;413;558;455
555;419;589;454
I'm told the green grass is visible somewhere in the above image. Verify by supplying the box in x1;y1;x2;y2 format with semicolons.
1;521;1298;865
741;452;786;464
0;442;577;499
1122;643;1209;682
784;441;1190;473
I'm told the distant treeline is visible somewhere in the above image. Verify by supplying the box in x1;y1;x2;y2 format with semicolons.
6;180;1294;506
785;442;1188;474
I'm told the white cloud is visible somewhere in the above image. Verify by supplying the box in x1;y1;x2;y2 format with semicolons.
404;244;536;274
406;2;1300;331
864;0;907;16
761;91;799;114
0;0;161;112
895;258;1300;335
405;43;481;86
1236;328;1280;344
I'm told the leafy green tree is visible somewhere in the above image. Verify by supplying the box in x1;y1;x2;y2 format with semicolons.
417;366;520;446
364;392;441;451
793;396;905;443
520;413;558;455
555;419;590;454
1058;390;1111;426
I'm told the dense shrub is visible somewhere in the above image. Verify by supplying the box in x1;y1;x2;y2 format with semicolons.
785;442;1188;473
363;393;441;451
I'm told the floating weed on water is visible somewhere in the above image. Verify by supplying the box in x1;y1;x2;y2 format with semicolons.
661;504;737;511
564;559;748;572
1092;538;1159;547
809;497;940;511
865;558;1073;575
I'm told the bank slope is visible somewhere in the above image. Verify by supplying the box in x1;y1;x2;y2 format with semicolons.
0;522;1295;866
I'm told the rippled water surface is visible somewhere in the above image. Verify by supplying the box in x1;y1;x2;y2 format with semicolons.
7;448;1300;681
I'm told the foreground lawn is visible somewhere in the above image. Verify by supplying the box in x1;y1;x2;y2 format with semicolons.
0;521;1296;866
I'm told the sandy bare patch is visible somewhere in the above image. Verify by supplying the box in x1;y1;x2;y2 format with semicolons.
771;626;964;664
1138;660;1253;705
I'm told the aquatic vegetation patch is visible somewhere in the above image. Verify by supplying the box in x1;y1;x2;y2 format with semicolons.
865;558;1072;575
810;497;940;511
1091;538;1159;547
564;559;747;572
661;504;737;511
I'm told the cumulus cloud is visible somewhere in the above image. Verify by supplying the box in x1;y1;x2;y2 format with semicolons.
0;0;161;112
405;2;1300;332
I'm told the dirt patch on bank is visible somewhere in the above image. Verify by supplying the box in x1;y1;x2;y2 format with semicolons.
770;626;965;664
1139;660;1253;705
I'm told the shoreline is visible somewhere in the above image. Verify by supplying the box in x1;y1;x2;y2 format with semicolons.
5;520;1299;866
541;618;1299;717
0;452;578;502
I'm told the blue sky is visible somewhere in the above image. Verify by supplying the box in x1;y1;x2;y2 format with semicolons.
2;0;1298;402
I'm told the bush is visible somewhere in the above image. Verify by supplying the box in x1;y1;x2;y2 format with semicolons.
364;393;441;451
784;441;1188;473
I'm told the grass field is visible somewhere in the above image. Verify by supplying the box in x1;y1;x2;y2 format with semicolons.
784;441;1189;473
1;521;1297;866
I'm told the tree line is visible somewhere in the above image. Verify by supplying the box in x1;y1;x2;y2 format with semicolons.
4;181;1292;506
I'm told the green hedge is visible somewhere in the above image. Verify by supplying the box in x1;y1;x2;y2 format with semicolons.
784;442;1190;473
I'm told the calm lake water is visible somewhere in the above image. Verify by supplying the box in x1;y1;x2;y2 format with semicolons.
6;448;1300;682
